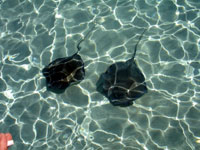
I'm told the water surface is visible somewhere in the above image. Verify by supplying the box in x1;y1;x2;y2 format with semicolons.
0;0;200;150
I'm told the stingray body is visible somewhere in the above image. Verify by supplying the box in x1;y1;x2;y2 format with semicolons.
96;29;147;107
42;25;95;92
42;53;84;91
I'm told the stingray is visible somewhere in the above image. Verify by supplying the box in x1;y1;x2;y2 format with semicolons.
96;29;147;107
42;25;95;93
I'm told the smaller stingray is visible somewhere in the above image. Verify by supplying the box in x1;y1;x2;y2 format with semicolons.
96;29;147;107
42;25;95;93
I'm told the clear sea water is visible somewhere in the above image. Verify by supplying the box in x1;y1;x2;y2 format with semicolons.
0;0;200;150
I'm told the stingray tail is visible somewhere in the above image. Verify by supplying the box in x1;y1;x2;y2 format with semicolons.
76;23;96;52
131;28;147;60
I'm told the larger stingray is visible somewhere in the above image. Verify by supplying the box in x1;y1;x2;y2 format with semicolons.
42;25;95;93
96;29;147;107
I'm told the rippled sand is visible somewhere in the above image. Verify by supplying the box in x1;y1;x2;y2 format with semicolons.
0;0;200;150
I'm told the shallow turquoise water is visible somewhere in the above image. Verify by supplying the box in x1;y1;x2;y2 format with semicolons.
0;0;200;150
